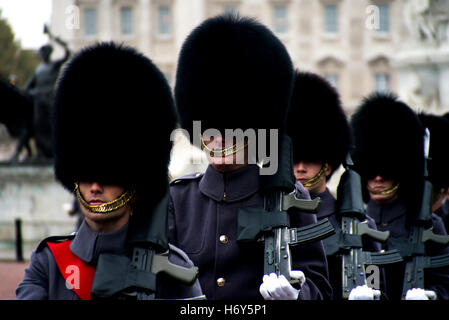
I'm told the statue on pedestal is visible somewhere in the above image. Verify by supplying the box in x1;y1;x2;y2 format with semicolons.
401;71;440;112
0;80;33;162
397;1;449;113
404;0;449;45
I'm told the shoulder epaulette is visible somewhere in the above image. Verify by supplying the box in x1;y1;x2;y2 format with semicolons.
170;172;204;186
36;233;76;252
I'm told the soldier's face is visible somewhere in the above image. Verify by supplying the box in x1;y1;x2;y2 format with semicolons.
78;182;132;232
202;135;248;172
293;161;329;195
366;176;399;204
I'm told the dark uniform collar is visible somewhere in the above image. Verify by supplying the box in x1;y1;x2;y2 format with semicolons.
366;199;407;226
70;219;129;264
199;164;260;202
311;188;336;219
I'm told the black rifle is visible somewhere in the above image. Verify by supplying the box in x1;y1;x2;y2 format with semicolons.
398;129;449;299
238;135;335;284
323;154;403;299
91;193;202;300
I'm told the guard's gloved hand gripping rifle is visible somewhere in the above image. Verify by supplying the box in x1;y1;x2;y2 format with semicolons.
395;129;449;299
89;192;202;300
323;153;403;299
237;135;335;284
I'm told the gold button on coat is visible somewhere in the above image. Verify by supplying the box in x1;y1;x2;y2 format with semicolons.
217;278;226;287
219;235;228;244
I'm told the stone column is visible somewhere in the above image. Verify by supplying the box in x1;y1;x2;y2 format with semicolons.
138;0;152;57
100;0;113;41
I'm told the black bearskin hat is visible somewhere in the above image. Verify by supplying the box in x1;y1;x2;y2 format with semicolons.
287;71;351;178
175;14;294;138
443;112;449;123
418;113;449;191
350;92;425;215
53;42;176;204
0;80;33;137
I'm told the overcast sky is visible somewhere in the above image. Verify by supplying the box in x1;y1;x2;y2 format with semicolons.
0;0;52;49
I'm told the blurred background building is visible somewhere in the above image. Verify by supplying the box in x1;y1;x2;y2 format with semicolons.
48;0;449;182
49;0;449;115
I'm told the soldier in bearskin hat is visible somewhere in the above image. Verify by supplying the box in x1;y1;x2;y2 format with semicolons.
288;71;349;198
351;92;449;300
288;71;350;196
16;42;203;300
169;14;332;300
287;71;386;300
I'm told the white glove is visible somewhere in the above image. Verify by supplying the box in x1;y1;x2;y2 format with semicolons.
259;271;305;300
405;288;437;300
348;285;381;300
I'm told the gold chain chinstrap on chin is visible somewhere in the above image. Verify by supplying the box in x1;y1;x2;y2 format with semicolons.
200;135;248;158
367;182;400;195
302;163;328;188
74;182;136;214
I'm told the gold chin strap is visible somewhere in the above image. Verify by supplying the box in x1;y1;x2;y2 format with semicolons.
367;182;400;195
74;182;136;214
302;163;328;188
200;135;248;158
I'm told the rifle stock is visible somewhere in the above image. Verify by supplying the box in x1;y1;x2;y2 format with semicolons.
263;190;331;283
260;135;335;284
337;153;402;298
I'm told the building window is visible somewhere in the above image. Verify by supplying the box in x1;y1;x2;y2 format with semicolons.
273;5;288;34
374;73;390;92
120;7;133;35
158;6;172;36
84;8;97;36
324;4;338;33
377;4;389;33
325;73;339;89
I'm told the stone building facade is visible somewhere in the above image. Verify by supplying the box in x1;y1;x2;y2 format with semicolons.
50;0;416;113
48;0;449;179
